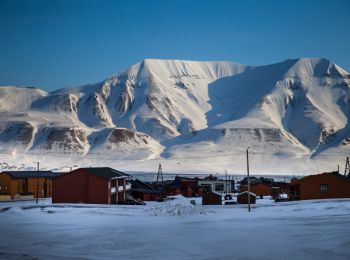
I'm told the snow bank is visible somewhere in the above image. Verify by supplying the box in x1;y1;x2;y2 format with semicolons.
148;195;213;216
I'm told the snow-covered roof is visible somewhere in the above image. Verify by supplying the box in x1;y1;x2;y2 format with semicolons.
237;191;256;197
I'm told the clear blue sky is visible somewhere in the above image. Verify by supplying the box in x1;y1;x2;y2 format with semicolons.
1;0;349;91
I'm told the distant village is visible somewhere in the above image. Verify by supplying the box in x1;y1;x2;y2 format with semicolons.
0;157;350;207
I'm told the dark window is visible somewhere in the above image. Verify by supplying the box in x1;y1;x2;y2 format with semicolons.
320;184;328;192
215;183;224;192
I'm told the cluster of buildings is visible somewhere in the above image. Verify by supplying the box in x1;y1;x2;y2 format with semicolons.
0;166;350;205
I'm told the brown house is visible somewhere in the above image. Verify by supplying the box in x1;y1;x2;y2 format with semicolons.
289;172;350;200
130;179;165;201
52;167;131;204
0;171;61;200
237;191;256;204
202;191;222;205
240;183;272;197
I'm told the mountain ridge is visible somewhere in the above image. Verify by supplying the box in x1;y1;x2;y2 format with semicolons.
0;57;349;173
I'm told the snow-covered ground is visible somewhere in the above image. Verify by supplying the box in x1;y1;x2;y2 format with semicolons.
1;197;350;259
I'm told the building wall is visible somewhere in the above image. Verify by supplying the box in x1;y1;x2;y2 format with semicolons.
240;184;271;196
52;169;110;204
0;174;12;196
88;174;109;204
0;173;52;199
53;170;88;203
198;180;232;194
23;178;52;198
300;175;350;200
202;192;222;205
132;191;157;201
237;194;256;204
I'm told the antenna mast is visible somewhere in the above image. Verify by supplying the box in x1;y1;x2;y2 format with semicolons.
345;157;350;177
156;163;164;183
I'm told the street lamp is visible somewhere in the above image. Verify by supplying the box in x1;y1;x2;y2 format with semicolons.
246;147;251;212
33;162;39;204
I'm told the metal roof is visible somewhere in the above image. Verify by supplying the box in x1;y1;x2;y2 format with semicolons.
78;167;129;180
1;171;62;179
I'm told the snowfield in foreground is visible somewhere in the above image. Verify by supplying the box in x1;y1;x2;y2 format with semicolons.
0;197;350;260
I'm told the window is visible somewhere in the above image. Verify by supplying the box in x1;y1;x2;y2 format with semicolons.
215;183;224;192
320;184;328;192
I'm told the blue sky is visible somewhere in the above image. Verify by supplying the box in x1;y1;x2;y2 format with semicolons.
0;0;349;91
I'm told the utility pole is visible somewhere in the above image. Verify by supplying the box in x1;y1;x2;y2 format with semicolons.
36;161;39;204
246;147;251;212
225;169;228;195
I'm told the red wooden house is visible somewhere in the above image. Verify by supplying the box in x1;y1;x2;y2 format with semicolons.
52;167;131;204
130;179;165;201
289;172;350;200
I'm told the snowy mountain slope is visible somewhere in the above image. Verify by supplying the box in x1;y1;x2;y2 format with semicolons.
159;58;350;170
0;86;47;112
0;58;349;173
98;59;250;140
200;58;350;152
88;127;163;159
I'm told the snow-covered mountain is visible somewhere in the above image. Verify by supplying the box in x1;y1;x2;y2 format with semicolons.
0;58;349;174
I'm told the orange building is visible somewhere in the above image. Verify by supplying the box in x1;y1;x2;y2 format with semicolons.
289;172;350;200
0;171;61;200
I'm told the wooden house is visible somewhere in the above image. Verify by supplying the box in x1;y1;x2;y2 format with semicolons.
172;176;203;197
237;191;256;204
240;183;272;197
202;191;222;205
130;179;164;201
289;172;350;200
52;167;131;204
0;171;61;200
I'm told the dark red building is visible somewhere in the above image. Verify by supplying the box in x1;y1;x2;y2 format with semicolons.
202;191;222;205
52;167;130;204
130;179;164;201
237;191;256;204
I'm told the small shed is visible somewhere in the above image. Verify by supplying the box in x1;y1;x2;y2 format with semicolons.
202;191;222;205
237;191;256;204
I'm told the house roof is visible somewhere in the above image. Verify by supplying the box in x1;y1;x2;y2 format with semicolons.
203;191;222;197
1;171;61;179
131;179;156;191
79;167;129;180
130;179;164;194
297;171;350;183
237;191;257;197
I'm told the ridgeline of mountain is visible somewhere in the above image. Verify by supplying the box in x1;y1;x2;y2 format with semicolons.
0;58;349;170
